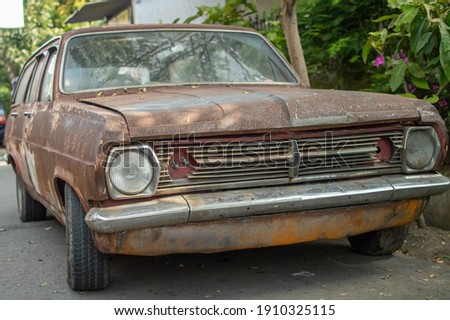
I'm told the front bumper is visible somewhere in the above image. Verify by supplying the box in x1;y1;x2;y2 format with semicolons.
86;173;450;233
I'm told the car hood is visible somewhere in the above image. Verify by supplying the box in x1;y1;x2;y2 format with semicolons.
80;86;431;139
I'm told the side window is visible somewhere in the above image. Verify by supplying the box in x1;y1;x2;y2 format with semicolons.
25;54;46;104
39;50;57;102
13;60;36;105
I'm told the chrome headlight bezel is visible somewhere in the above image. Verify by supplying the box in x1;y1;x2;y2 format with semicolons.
403;126;440;173
105;145;161;200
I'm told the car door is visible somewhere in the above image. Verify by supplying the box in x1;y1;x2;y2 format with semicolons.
8;58;39;189
19;53;48;198
25;47;60;210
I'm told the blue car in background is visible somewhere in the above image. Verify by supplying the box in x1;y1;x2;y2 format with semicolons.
0;104;5;147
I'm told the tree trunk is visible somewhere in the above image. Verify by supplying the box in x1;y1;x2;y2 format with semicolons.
279;0;310;87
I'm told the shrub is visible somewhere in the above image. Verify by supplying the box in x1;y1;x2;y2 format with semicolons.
364;0;450;125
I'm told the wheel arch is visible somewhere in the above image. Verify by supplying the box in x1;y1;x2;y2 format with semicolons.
53;172;92;221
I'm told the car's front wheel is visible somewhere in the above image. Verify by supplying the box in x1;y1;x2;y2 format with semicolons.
347;225;409;256
65;184;110;291
16;175;47;222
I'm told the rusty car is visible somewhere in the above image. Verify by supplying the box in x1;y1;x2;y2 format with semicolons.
4;24;450;291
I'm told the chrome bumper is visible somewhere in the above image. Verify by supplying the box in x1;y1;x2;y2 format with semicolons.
85;173;450;233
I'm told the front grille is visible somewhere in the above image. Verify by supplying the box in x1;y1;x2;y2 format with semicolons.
296;131;403;176
153;130;404;194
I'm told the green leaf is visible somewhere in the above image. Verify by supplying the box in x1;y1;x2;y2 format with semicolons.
439;72;450;88
389;62;407;91
423;34;437;55
425;94;439;103
415;32;433;54
427;56;441;67
408;62;425;78
362;40;371;64
400;93;417;99
411;17;428;54
349;55;360;63
388;0;402;9
439;25;450;45
397;5;419;26
372;14;398;23
380;28;388;42
439;24;450;80
422;3;433;22
411;76;430;90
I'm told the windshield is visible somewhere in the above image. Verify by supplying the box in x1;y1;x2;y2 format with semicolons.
62;30;298;92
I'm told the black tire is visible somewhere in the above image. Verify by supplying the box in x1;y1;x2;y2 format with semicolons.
65;184;110;291
16;175;47;222
348;225;409;256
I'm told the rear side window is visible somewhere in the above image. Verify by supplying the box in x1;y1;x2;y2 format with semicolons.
40;50;57;102
25;55;46;104
13;60;36;105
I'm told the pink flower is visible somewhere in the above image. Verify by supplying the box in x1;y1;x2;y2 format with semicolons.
374;55;385;67
398;52;408;63
391;51;408;63
432;84;440;90
438;100;448;107
407;83;416;92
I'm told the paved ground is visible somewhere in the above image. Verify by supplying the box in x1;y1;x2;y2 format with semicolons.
1;147;450;300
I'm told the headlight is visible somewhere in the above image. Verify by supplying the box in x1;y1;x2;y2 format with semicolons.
403;127;440;173
106;146;160;199
110;150;152;194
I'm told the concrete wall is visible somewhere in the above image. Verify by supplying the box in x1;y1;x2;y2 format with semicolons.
249;0;279;14
424;165;450;230
132;0;225;24
131;0;279;24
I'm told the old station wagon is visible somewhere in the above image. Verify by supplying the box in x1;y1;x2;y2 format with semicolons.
4;24;450;291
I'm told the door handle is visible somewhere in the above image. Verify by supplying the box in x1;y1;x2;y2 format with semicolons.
24;111;33;118
10;112;19;117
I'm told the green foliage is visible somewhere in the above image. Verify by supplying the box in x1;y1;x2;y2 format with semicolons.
365;0;450;123
259;20;289;59
183;1;289;58
183;0;390;90
297;0;390;90
0;0;96;113
0;86;10;114
184;0;256;26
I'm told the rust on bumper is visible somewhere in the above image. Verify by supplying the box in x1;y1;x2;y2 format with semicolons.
93;199;423;256
85;173;450;233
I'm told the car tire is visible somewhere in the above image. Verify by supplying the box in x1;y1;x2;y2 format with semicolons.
65;184;110;291
16;175;47;222
347;225;409;256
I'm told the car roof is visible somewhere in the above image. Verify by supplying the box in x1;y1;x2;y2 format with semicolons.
61;24;255;41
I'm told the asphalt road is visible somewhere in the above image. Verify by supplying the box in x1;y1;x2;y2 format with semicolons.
1;148;450;300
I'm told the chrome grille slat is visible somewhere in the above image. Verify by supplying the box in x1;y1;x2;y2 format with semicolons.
158;173;289;187
301;147;379;157
296;164;403;176
190;166;289;174
188;169;288;179
195;156;290;165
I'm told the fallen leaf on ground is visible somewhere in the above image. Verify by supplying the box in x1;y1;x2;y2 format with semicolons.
291;271;315;277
